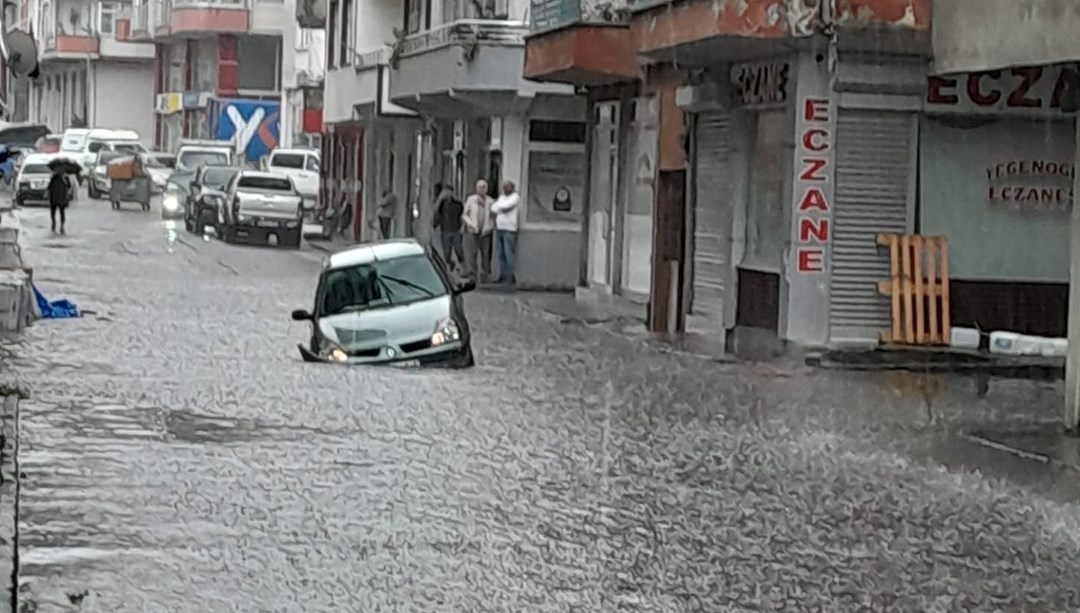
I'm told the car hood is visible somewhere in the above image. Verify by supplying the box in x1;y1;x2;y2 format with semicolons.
317;296;452;352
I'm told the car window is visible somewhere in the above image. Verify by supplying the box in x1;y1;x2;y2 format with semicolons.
114;142;145;153
306;156;320;172
319;255;447;315
143;155;167;168
269;153;305;169
87;141;107;153
61;135;85;151
20;164;50;174
237;175;292;191
178;150;230;170
202;167;237;190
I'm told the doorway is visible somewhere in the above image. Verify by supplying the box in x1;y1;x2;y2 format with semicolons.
588;101;620;289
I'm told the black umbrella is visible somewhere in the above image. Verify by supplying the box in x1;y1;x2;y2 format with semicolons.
47;157;82;174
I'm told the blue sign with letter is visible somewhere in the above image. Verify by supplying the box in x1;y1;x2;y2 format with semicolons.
212;99;280;163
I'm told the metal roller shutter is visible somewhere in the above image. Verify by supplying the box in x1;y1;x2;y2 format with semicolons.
829;110;916;342
691;111;734;324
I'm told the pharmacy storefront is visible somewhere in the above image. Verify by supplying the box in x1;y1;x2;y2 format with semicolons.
921;66;1075;337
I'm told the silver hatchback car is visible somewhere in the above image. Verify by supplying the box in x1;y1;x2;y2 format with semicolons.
292;239;476;368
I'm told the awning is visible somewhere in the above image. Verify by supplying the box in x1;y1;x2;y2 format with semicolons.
932;0;1080;74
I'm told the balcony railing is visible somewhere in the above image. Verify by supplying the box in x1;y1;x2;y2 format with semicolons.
353;47;392;71
400;19;527;57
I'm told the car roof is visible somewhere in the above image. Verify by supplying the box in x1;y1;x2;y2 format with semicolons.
21;153;59;165
271;148;319;157
326;239;427;270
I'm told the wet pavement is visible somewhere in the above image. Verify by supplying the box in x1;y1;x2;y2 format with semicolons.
2;197;1080;611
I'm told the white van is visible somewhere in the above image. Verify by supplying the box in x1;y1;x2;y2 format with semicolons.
60;128;147;179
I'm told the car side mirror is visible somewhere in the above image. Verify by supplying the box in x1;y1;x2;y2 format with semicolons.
291;309;312;321
454;280;476;295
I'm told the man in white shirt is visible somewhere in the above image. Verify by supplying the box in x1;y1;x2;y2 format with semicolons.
490;180;520;287
461;179;495;283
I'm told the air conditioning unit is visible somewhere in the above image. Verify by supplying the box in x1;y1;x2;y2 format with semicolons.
154;93;171;114
676;81;732;113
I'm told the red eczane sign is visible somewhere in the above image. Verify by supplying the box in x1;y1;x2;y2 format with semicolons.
927;67;1077;111
795;98;831;273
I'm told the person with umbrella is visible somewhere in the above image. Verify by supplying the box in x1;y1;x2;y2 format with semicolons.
46;158;79;234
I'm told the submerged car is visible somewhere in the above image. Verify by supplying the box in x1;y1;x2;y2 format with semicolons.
291;239;476;368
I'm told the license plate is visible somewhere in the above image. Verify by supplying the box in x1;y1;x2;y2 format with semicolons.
390;360;421;368
257;220;280;228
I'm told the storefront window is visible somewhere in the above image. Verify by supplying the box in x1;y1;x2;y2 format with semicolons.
742;109;788;272
526;149;586;224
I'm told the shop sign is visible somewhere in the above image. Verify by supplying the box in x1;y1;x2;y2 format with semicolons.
530;0;581;32
793;97;833;274
986;159;1074;212
926;66;1077;115
731;61;790;108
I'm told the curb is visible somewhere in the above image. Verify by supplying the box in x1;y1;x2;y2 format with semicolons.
0;395;19;613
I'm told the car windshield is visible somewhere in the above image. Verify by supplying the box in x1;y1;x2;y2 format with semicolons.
179;150;229;170
320;255;447;315
98;152;124;165
202;167;236;189
20;164;50;175
154;155;177;169
238;175;292;191
143;155;167;169
113;142;145;153
270;153;305;169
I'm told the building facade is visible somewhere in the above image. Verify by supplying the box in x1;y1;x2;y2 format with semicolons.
319;0;583;287
524;0;969;350
21;0;157;139
129;0;306;160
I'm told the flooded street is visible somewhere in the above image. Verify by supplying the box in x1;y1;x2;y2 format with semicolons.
2;202;1080;611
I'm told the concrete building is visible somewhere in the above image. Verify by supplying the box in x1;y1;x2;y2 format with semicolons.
129;0;297;160
525;0;946;348
320;0;582;287
20;0;156;139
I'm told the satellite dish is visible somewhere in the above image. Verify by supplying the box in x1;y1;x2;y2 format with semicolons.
1;28;40;79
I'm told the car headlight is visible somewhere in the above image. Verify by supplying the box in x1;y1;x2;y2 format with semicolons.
163;193;180;210
431;318;460;347
320;343;348;362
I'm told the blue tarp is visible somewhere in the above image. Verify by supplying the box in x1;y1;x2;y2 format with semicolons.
33;285;80;319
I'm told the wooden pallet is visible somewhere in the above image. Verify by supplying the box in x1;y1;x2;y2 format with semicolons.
877;234;950;345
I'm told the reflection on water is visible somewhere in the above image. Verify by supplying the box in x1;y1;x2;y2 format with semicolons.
163;220;177;253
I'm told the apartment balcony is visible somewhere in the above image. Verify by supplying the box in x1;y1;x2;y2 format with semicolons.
129;0;249;41
523;0;634;85
40;34;100;62
389;19;571;118
323;47;416;125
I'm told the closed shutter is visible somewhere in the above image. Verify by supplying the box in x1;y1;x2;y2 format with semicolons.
830;110;915;342
691;111;734;325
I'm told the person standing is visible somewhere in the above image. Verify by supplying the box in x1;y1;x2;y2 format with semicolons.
490;180;520;287
432;184;464;269
374;189;398;239
461;179;494;283
47;167;71;235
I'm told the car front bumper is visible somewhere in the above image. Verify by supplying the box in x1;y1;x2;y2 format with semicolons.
16;188;48;203
300;339;467;366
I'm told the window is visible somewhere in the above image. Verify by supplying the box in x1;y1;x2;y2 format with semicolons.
270;153;306;169
305;157;320;172
319;255;447;316
529;120;587;144
338;0;352;67
20;164;51;175
404;0;425;33
178;150;230;170
237;175;293;191
113;142;146;153
237;35;281;90
327;0;338;68
202;167;237;189
742;109;788;272
86;141;106;153
98;1;118;36
442;0;507;22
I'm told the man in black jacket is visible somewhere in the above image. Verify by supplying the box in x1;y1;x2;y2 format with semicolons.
432;184;464;270
47;168;71;235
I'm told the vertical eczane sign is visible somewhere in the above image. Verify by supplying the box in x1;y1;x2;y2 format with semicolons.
793;97;834;274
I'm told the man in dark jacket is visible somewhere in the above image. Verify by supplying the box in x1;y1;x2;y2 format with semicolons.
432;184;464;270
47;168;71;235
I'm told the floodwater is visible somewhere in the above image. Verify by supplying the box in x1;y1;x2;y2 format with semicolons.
1;201;1079;611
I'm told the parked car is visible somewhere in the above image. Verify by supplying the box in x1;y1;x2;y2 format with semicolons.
15;153;74;207
182;164;239;234
219;170;304;248
175;140;234;173
291;239;476;368
265;148;320;209
143;153;173;193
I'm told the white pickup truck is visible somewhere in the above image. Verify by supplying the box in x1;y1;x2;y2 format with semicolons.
220;170;304;248
264;148;320;208
175;140;235;173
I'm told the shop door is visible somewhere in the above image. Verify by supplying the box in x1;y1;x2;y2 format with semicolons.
588;101;620;289
622;96;659;301
689;110;735;329
830;109;917;342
